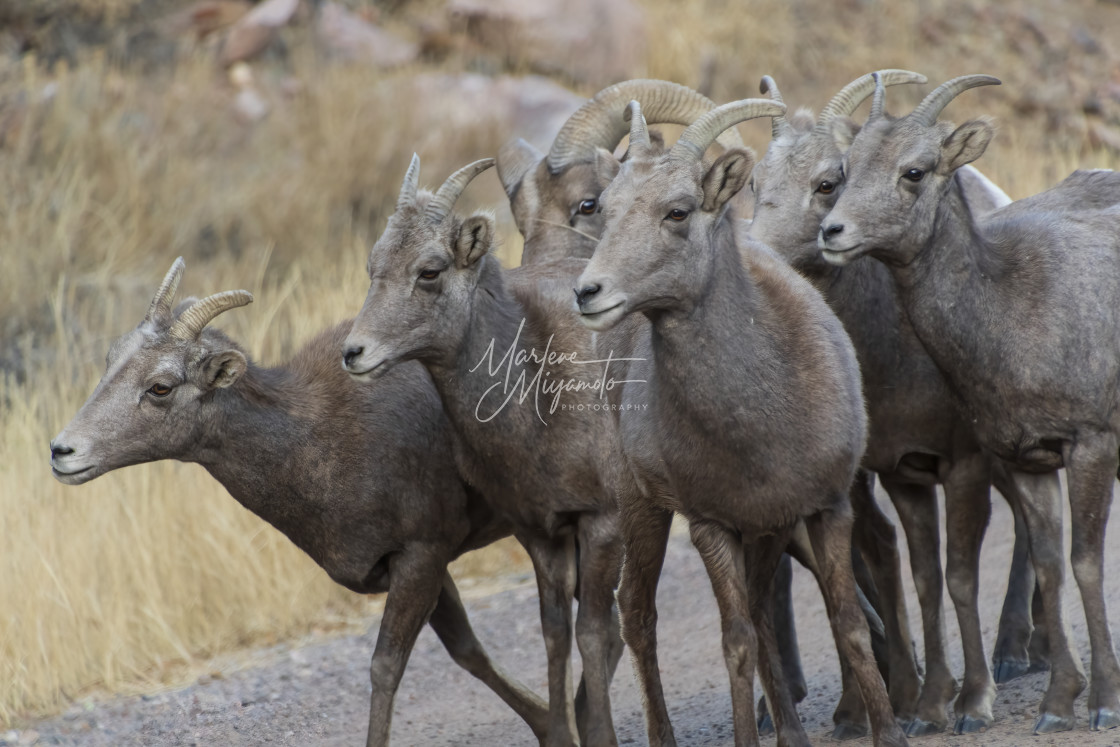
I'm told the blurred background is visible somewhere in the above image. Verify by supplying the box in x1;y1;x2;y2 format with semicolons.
1;0;1117;729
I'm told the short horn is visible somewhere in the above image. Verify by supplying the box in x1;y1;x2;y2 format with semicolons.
623;100;651;152
670;99;786;160
910;74;1001;126
169;290;254;341
814;69;928;132
759;75;792;139
546;79;743;174
396;153;421;212
146;257;185;324
424;158;496;224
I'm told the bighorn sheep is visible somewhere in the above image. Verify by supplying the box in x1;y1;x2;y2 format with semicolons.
574;99;908;747
819;73;1120;734
49;259;550;747
749;69;1048;734
342;158;634;746
499;78;907;739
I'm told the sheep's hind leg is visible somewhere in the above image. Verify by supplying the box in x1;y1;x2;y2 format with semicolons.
521;531;581;747
755;553;807;737
806;501;909;747
428;571;550;743
365;551;445;747
573;511;624;746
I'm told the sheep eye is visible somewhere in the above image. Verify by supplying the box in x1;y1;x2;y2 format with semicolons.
147;383;172;397
666;208;689;222
903;168;925;182
418;269;441;281
578;198;597;215
817;180;835;195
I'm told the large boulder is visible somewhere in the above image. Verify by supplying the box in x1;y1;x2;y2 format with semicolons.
315;2;419;68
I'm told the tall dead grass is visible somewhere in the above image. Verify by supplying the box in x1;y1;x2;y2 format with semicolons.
3;0;1120;728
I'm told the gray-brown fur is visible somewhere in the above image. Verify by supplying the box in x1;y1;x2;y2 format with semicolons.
819;73;1120;734
343;158;639;746
749;71;1048;736
50;260;550;747
574;100;907;747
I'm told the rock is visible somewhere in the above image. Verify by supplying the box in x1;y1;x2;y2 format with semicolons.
156;1;252;41
447;0;646;87
220;0;301;66
316;2;419;68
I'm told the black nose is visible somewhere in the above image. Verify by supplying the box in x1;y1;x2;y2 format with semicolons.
822;223;844;239
574;284;601;307
343;346;364;369
50;442;73;459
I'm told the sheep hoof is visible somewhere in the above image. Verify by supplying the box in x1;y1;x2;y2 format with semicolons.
905;718;945;737
756;710;774;736
830;722;868;741
991;657;1030;684
1033;712;1076;734
1090;708;1120;731
954;714;991;734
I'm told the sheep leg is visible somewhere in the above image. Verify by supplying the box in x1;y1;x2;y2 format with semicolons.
428;571;551;743
573;511;624;747
941;452;996;734
805;502;909;747
990;462;1045;683
745;531;812;747
755;553;808;736
689;519;762;747
1064;435;1120;731
881;476;957;736
1027;581;1051;673
1005;468;1086;734
849;470;921;723
617;499;676;747
521;531;581;747
364;552;445;747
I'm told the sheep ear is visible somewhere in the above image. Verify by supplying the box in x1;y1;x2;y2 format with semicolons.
593;146;620;184
496;138;542;199
200;349;247;390
701;148;755;213
829;117;860;151
940;118;994;173
454;214;494;268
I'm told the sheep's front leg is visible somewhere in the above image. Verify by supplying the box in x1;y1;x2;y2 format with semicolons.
689;520;763;747
521;531;580;747
428;571;550;743
365;551;445;747
574;511;624;747
616;499;675;747
755;553;808;736
1065;434;1120;731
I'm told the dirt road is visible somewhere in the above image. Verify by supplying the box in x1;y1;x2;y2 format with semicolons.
19;491;1120;746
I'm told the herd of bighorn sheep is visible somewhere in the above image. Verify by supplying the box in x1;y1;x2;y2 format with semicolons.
49;69;1120;747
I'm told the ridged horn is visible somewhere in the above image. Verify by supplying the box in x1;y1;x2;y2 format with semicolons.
759;76;791;139
396;153;421;211
910;74;1001;126
146;257;185;324
624;100;651;152
670;99;786;161
814;69;928;132
424;158;496;224
868;72;886;121
169;290;254;341
545;79;743;174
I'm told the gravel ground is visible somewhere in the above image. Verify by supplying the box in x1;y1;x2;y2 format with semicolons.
13;490;1120;747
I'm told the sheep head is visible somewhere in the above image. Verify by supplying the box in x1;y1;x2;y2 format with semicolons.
343;155;496;379
575;98;784;331
50;258;253;484
818;73;1000;267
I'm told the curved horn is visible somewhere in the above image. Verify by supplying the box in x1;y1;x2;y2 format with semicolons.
424;158;496;224
623;100;651;152
546;79;743;174
759;75;792;139
146;257;185;324
169;290;254;341
868;72;886;121
814;69;928;132
670;98;786;161
910;74;1001;126
396;153;421;212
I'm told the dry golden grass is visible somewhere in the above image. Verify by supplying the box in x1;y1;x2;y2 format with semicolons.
3;0;1120;729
